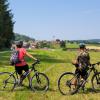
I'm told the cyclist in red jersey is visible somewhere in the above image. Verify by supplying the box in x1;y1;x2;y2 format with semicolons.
14;41;37;86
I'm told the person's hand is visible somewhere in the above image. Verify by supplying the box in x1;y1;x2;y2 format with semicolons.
72;60;78;64
34;58;38;61
35;59;40;62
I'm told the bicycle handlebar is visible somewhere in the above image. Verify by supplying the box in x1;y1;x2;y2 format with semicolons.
90;62;100;67
32;59;40;67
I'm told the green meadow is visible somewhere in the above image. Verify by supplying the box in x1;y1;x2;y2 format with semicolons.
0;49;100;100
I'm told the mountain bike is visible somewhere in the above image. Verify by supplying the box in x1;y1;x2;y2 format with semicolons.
58;62;100;95
0;60;49;92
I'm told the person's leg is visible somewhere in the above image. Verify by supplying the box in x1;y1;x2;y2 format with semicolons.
71;68;79;90
71;78;77;88
15;66;23;85
81;68;87;80
79;68;88;91
71;61;79;89
71;60;79;85
23;65;31;86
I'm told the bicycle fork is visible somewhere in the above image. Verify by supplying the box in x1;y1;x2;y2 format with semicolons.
3;80;7;88
35;73;41;84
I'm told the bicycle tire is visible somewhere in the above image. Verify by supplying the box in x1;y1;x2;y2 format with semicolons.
0;72;16;91
91;72;100;92
58;72;80;95
30;72;49;92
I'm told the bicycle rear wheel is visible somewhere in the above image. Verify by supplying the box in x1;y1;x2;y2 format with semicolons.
0;72;16;91
30;72;49;92
58;72;79;95
92;72;100;92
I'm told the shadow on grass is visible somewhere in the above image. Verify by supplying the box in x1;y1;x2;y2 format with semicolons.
48;88;57;92
78;87;100;94
11;87;57;93
30;54;69;63
0;53;11;67
0;52;70;68
0;61;10;68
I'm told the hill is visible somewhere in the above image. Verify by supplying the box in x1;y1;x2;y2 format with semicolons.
88;39;100;43
15;33;35;41
69;39;100;44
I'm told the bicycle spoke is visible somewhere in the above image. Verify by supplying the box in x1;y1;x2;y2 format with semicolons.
92;72;100;92
30;73;49;92
58;72;78;95
0;72;16;91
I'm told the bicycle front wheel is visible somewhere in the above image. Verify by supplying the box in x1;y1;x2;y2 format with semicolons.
30;72;49;92
0;72;16;91
58;72;78;95
92;72;100;92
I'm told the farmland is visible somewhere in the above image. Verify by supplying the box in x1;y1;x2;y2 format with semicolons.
0;49;100;100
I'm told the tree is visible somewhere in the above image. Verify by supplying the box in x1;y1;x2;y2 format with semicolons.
60;40;67;50
0;0;14;49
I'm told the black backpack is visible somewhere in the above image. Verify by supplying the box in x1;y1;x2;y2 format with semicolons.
10;50;21;65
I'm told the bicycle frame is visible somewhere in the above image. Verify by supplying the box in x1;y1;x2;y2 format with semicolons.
16;60;40;83
58;62;100;95
68;62;100;87
0;60;49;92
76;62;100;87
3;60;40;86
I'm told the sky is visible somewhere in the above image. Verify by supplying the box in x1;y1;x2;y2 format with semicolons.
9;0;100;40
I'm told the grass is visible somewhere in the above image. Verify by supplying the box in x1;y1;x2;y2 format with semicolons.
87;44;100;47
66;43;79;48
0;49;100;100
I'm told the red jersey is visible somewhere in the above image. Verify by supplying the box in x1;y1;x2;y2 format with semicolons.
15;48;27;67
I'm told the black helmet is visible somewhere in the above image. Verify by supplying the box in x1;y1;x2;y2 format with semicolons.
15;41;23;48
79;43;86;49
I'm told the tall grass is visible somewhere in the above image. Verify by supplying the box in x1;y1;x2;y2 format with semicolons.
0;49;100;100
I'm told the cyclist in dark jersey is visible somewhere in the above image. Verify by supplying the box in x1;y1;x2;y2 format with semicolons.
72;43;90;87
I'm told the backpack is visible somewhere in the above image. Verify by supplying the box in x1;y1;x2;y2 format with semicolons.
78;51;90;69
10;50;21;65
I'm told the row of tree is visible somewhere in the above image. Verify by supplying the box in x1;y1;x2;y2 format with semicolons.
33;40;66;50
0;0;14;49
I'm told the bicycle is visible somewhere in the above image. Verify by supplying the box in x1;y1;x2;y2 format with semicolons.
0;60;49;92
58;62;100;95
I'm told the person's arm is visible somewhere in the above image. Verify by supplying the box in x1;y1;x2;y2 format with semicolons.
26;51;37;60
75;51;80;62
88;53;90;64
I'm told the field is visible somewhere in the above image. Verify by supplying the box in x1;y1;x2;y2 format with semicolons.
0;49;100;100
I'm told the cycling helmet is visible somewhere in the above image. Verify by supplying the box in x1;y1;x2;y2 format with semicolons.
79;43;86;49
15;41;23;48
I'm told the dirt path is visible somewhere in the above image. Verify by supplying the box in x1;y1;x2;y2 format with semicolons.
87;46;100;50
